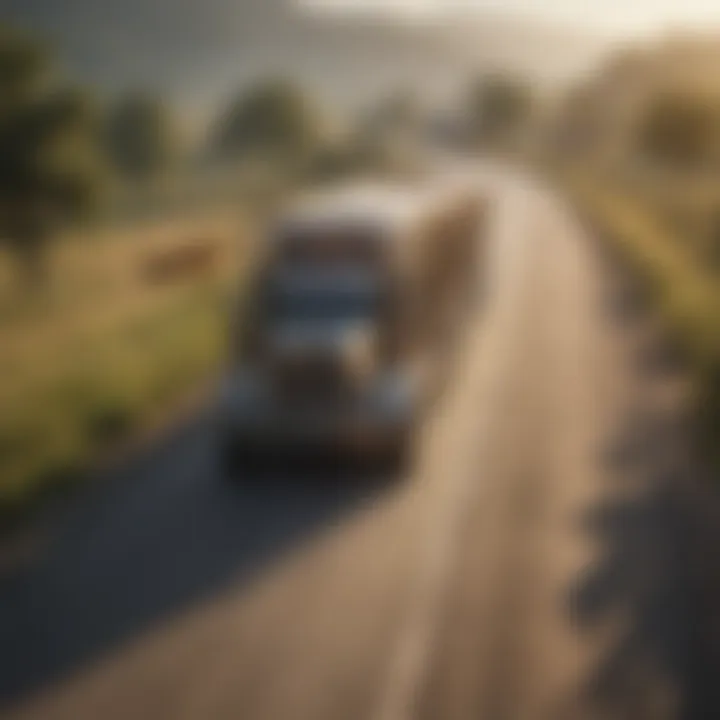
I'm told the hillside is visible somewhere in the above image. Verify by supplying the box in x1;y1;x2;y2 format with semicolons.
1;0;612;123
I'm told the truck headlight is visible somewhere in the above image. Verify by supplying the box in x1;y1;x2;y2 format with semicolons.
218;370;264;418
342;327;379;386
366;371;417;424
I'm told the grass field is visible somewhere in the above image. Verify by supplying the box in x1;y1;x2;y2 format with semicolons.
563;167;720;460
0;208;252;522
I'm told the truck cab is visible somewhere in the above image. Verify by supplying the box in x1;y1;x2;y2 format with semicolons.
218;182;481;474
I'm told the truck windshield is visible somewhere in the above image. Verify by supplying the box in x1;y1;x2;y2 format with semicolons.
266;287;380;324
276;230;382;267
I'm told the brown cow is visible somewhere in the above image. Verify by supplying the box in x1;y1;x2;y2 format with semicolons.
142;241;219;285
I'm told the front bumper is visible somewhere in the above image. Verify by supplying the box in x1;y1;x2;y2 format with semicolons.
217;374;416;463
221;411;410;458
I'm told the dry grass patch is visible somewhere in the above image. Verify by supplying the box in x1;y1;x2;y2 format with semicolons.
0;207;254;521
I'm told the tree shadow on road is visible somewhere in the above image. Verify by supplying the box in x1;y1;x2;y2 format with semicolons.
567;261;720;720
0;408;397;710
571;419;692;719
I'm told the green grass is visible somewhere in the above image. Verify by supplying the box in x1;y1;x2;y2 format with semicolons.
563;167;720;459
0;209;249;528
0;282;230;514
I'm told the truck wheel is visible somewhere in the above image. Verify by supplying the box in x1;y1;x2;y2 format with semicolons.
383;433;413;476
219;437;251;480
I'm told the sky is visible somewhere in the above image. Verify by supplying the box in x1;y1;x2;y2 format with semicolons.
0;0;598;137
300;0;720;35
4;0;710;131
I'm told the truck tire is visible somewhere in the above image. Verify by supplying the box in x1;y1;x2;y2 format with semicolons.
219;436;260;481
382;432;413;476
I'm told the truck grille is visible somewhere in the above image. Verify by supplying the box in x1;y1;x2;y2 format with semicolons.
274;357;349;406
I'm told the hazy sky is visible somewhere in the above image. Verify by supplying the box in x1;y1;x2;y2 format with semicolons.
301;0;720;34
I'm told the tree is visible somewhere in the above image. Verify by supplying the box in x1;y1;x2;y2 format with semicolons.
211;79;323;168
105;92;179;182
353;89;425;174
467;74;533;147
0;24;102;284
636;91;719;169
361;90;421;139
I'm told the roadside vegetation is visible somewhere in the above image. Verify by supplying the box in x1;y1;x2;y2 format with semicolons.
549;37;720;460
564;171;720;451
0;211;248;520
0;25;295;526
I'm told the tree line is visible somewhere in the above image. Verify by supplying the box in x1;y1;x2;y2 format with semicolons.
551;40;720;173
0;21;536;285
